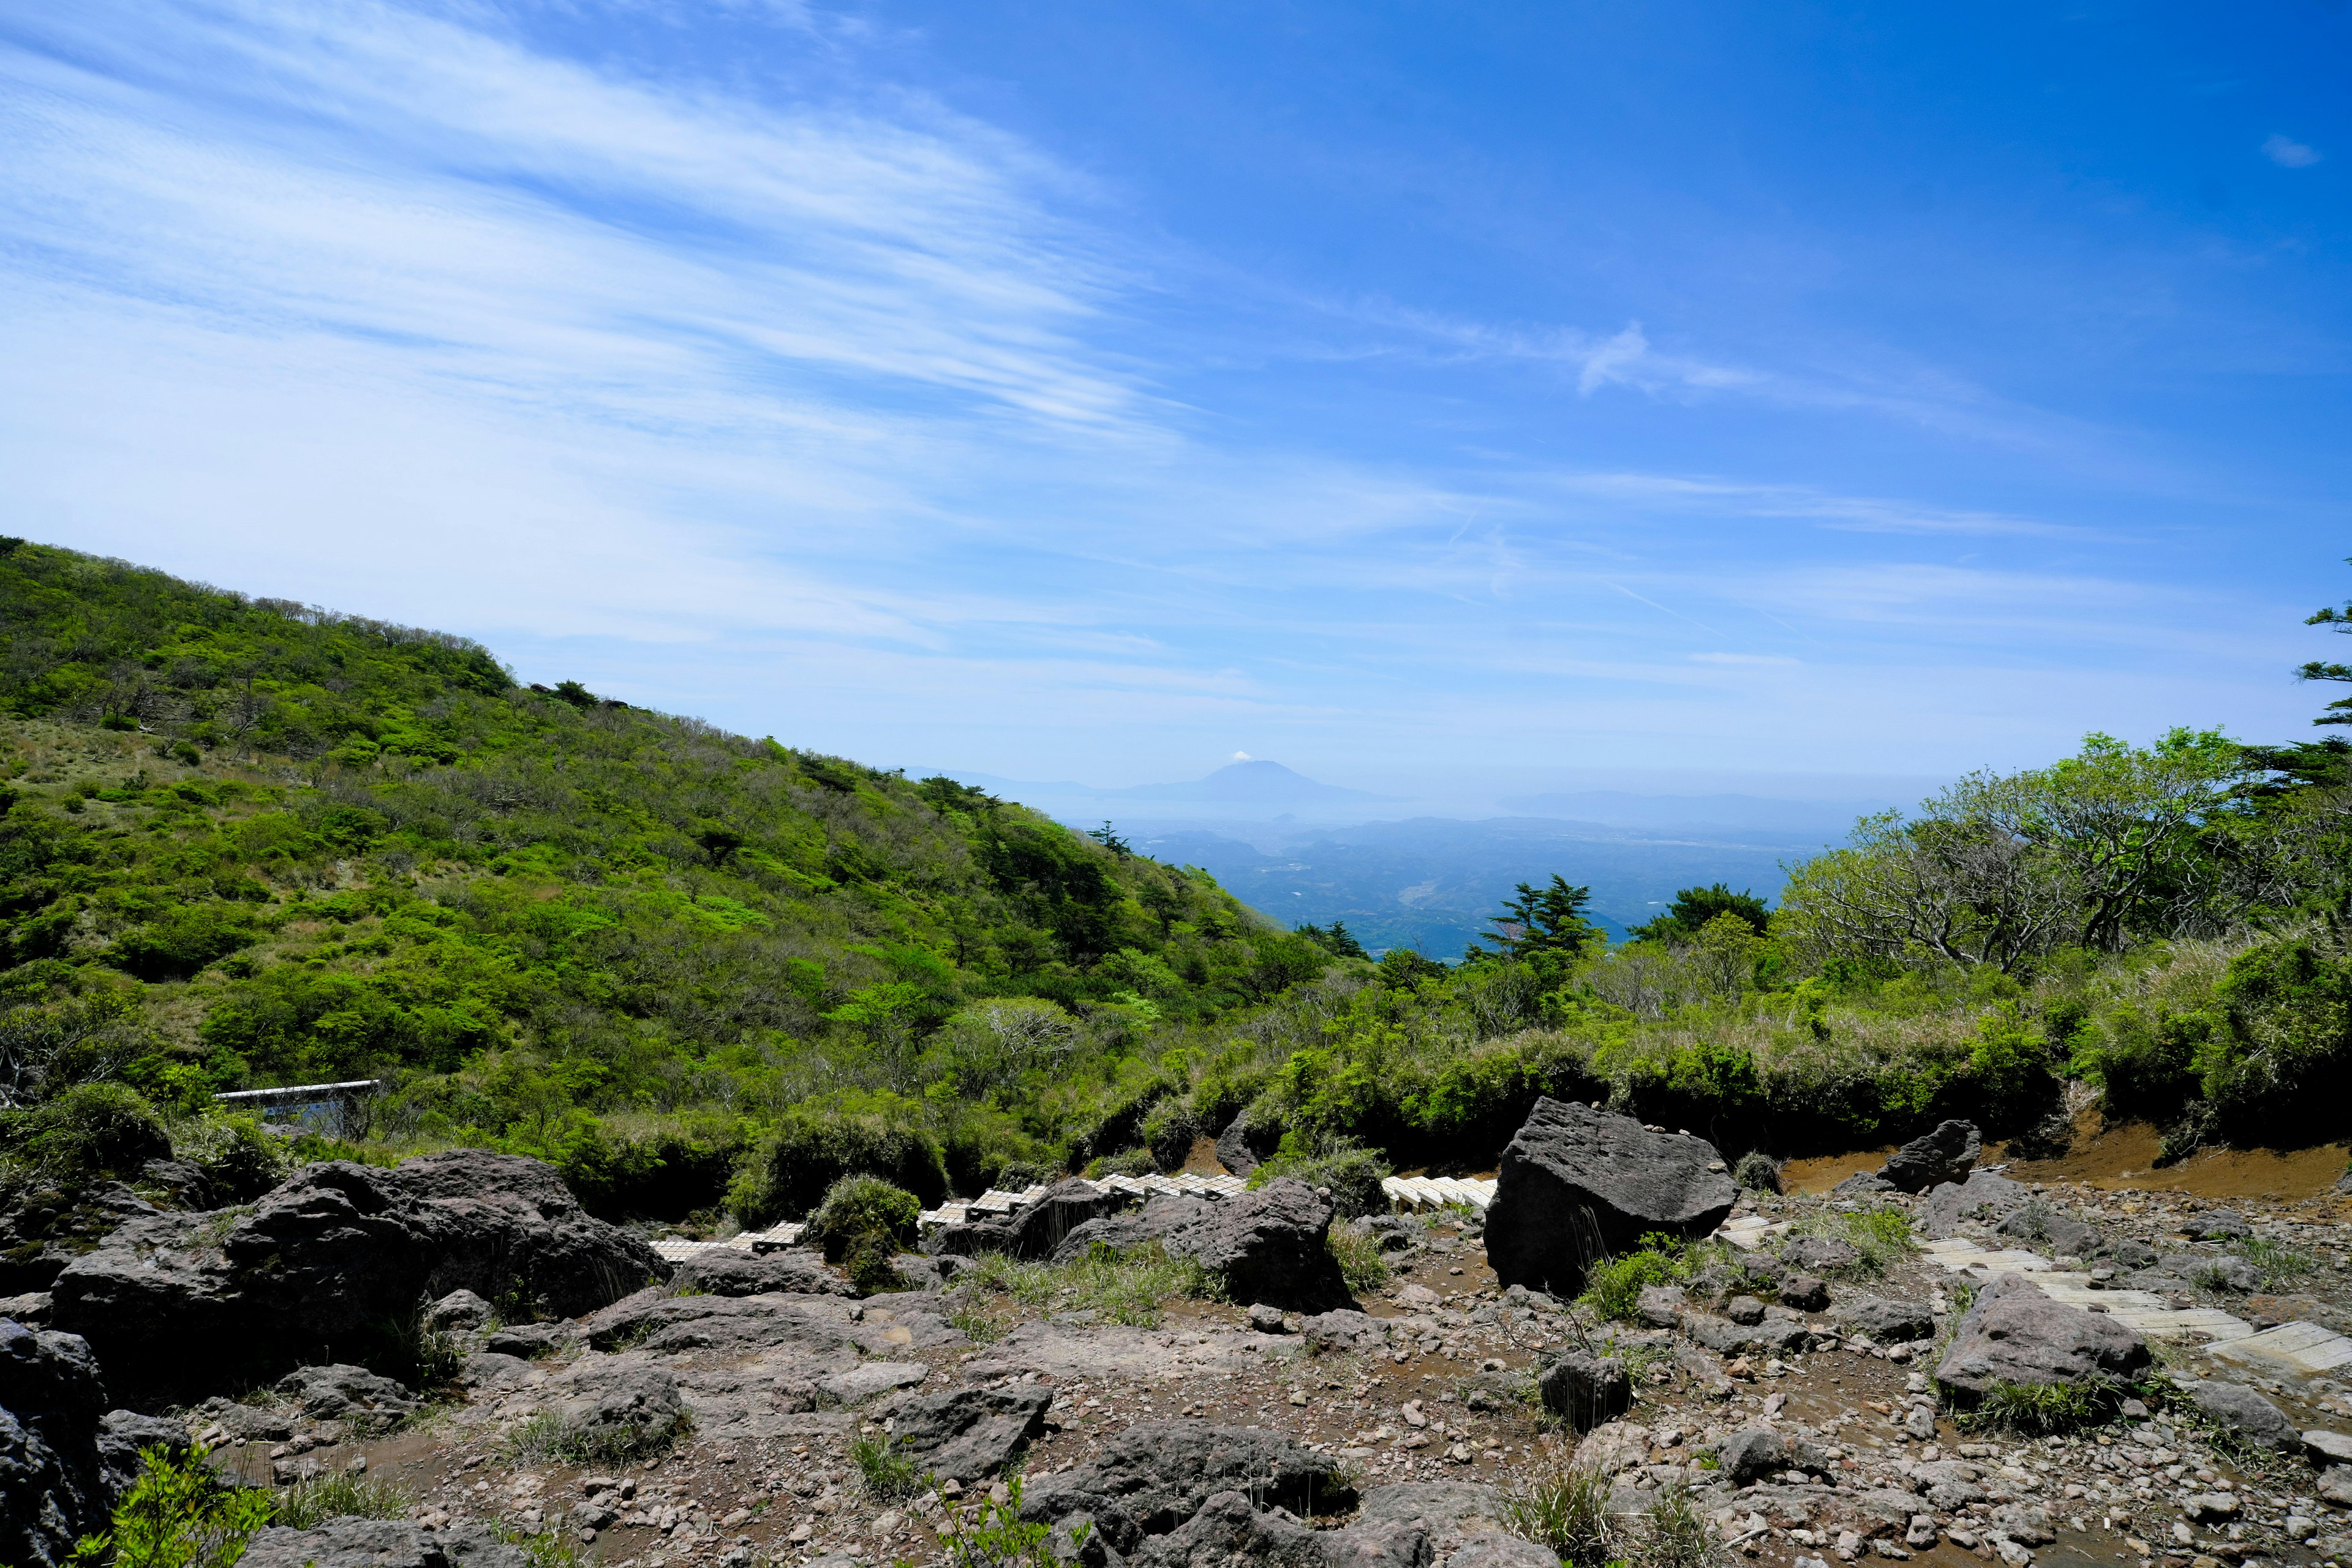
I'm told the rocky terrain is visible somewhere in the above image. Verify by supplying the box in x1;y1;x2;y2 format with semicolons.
11;1104;2352;1568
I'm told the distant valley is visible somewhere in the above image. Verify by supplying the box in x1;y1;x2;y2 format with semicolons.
938;760;1883;956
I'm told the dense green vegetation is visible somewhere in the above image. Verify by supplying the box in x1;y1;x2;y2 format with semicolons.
2;540;2349;1232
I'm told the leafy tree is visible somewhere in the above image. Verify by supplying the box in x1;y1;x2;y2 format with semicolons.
1627;883;1771;943
1296;921;1370;960
2301;561;2352;728
1470;875;1602;963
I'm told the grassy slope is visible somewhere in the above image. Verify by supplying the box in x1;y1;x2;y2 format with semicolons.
2;540;2343;1227
0;543;1336;1214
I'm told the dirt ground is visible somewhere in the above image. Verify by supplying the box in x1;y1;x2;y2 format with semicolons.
1784;1122;2350;1203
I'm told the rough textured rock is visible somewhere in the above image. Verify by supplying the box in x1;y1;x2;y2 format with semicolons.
1996;1206;2096;1260
51;1150;666;1395
1482;1099;1738;1295
1917;1172;2030;1238
670;1250;852;1298
579;1287;859;1357
1717;1428;1825;1486
0;1183;162;1294
1054;1196;1210;1264
2192;1208;2251;1241
538;1354;685;1449
0;1319;179;1568
819;1362;929;1403
1910;1460;1986;1511
1779;1237;1858;1274
1876;1121;1981;1193
428;1289;494;1330
2319;1468;2352;1508
1215;1111;1281;1178
1020;1422;1355;1557
1004;1182;1139;1262
1061;1181;1344;1310
1933;1272;2150;1398
243;1518;531;1568
1779;1275;1830;1312
1635;1284;1687;1328
1831;1172;1896;1197
1839;1297;1933;1344
482;1321;571;1359
884;1386;1052;1481
2180;1379;2300;1450
925;1219;1017;1258
275;1363;419;1430
1129;1490;1425;1568
1536;1352;1630;1431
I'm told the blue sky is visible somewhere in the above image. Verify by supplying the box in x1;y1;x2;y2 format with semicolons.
2;1;2346;805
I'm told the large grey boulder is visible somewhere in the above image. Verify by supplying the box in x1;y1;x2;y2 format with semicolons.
1482;1099;1738;1296
0;1319;182;1568
538;1354;685;1451
274;1363;419;1431
1839;1297;1934;1344
1537;1352;1630;1431
671;1250;851;1298
1716;1428;1825;1486
1019;1421;1355;1557
1779;1237;1858;1274
1061;1182;1346;1310
1129;1489;1425;1568
243;1518;530;1568
51;1150;665;1396
1917;1171;2029;1238
1934;1273;2150;1399
884;1386;1052;1482
1996;1206;2096;1259
1876;1121;1981;1193
1004;1181;1138;1262
2180;1379;2299;1450
1215;1110;1280;1177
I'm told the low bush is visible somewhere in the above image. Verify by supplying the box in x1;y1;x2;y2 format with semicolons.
850;1434;926;1501
505;1408;690;1466
1246;1137;1393;1219
957;1241;1215;1329
1732;1151;1782;1193
273;1471;412;1529
169;1112;290;1202
69;1443;274;1568
1501;1446;1614;1567
5;1082;171;1184
808;1173;921;1294
726;1100;950;1227
1327;1220;1391;1295
942;1476;1075;1568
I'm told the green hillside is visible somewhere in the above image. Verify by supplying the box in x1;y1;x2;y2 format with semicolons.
0;541;1340;1217
2;538;2349;1234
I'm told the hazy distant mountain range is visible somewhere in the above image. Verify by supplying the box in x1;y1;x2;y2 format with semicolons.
937;760;1893;957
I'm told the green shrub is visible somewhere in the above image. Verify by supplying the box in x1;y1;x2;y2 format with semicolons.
809;1173;921;1257
942;1476;1075;1568
726;1101;949;1227
71;1443;274;1568
1634;1482;1715;1568
505;1407;690;1465
107;905;257;982
1247;1137;1393;1219
1954;1379;2111;1436
957;1242;1215;1329
850;1434;926;1501
272;1471;412;1529
1732;1151;1782;1193
1579;1246;1676;1322
1501;1451;1614;1567
1327;1220;1392;1295
170;1112;289;1202
7;1082;170;1183
1082;1147;1157;1180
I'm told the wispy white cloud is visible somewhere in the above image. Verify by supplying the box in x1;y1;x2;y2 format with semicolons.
2264;134;2323;168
